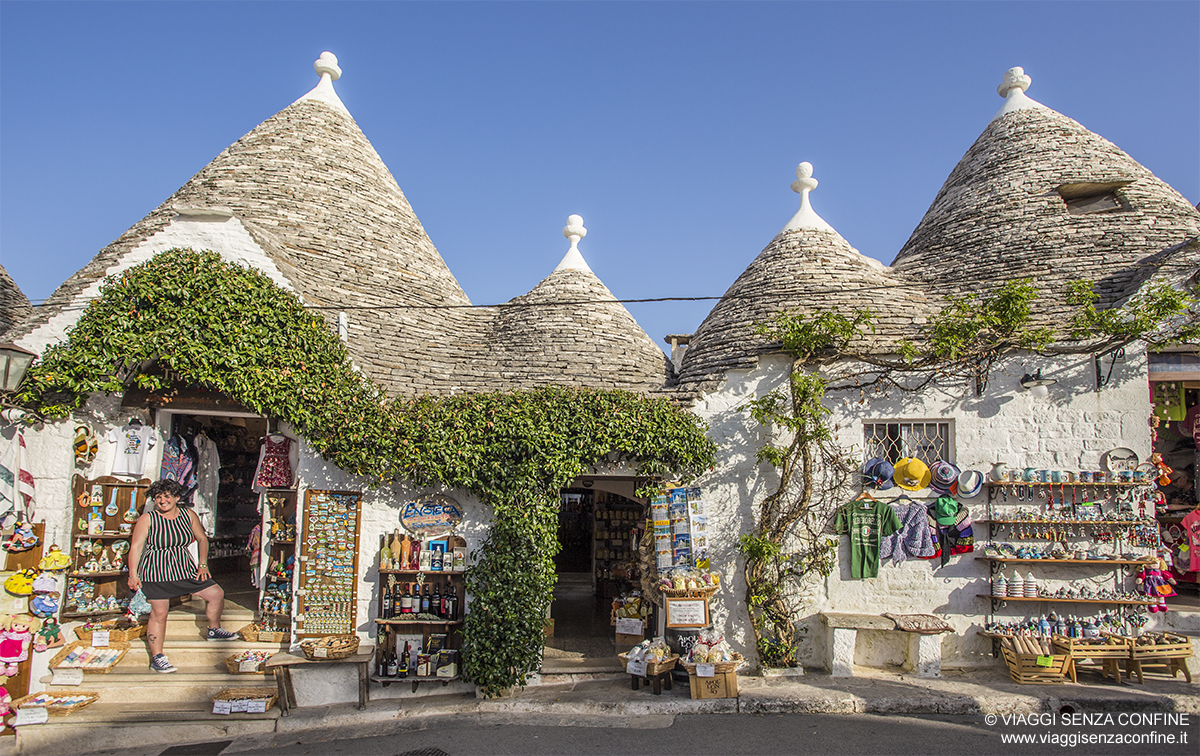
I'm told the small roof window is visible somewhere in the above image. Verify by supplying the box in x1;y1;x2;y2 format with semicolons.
1056;181;1133;216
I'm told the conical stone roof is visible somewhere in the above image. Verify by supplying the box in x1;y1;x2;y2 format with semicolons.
467;216;670;392
892;68;1200;326
0;264;32;340
676;164;935;394
10;53;476;396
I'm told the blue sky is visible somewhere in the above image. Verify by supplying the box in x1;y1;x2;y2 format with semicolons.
2;1;1197;353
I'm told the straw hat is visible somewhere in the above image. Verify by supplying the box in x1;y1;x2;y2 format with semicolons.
957;470;984;498
893;458;931;491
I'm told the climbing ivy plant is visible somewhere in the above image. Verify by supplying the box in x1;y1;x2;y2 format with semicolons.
15;249;716;696
740;277;1197;668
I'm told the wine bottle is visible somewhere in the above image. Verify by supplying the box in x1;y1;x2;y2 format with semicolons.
432;582;442;619
445;585;457;621
386;643;399;677
420;584;431;615
382;585;393;619
401;584;412;614
376;637;387;678
399;641;409;679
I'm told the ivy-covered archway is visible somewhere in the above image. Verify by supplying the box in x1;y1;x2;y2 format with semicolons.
17;249;716;695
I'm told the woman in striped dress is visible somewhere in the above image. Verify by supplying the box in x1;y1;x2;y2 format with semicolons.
128;479;237;673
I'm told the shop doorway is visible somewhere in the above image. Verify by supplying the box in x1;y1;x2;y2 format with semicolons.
157;410;268;613
1152;381;1199;609
544;479;647;671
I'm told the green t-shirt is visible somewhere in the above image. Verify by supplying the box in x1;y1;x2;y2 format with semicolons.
834;500;902;578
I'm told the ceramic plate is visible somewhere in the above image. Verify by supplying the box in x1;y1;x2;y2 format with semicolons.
1102;447;1139;472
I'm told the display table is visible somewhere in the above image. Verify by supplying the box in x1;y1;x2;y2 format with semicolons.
264;649;374;716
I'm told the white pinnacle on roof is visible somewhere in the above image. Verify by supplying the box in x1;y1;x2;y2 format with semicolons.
991;66;1047;122
554;214;594;273
294;51;350;116
780;162;835;234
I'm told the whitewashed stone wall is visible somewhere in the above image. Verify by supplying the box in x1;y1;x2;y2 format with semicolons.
689;346;1159;671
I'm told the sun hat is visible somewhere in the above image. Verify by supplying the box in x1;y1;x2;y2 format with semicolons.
929;460;961;496
930;496;960;526
957;470;984;499
893;457;932;491
862;458;896;489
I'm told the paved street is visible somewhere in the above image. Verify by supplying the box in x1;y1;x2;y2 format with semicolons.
139;712;1197;756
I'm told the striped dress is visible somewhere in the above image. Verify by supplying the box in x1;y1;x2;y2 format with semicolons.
138;508;198;582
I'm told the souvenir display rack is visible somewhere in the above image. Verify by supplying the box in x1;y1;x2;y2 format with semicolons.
257;488;297;623
372;532;466;690
64;475;150;618
295;490;361;637
978;474;1160;655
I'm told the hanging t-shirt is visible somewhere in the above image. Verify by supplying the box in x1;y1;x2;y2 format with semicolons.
834;499;902;578
1181;508;1200;573
107;423;157;477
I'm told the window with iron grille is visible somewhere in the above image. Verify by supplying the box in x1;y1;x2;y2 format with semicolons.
863;422;951;465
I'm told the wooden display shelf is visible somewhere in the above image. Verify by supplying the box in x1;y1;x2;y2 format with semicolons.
371;673;460;692
72;533;135;540
61;610;124;619
979;594;1154;606
378;569;465;575
69;571;125;578
375;618;462;626
976;519;1156;526
986;481;1145;487
977;556;1153;566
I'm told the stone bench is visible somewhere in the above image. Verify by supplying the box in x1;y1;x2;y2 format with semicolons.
820;612;953;679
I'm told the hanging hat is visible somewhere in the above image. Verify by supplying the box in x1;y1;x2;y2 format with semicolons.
957;470;984;499
893;458;931;491
929;460;960;496
862;458;896;490
930;496;960;526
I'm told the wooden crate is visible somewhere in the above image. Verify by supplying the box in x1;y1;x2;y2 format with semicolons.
619;652;679;677
1054;634;1129;683
1122;632;1193;684
686;670;738;699
1001;646;1075;684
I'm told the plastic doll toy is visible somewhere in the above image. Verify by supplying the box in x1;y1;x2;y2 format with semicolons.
38;545;71;572
33;619;65;652
0;614;42;676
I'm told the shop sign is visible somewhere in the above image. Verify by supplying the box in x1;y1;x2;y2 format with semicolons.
400;494;464;536
665;597;710;628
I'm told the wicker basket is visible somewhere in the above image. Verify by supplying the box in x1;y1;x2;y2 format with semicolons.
1001;645;1075;684
659;585;719;599
618;652;679;676
12;691;99;715
49;640;130;674
225;654;268;675
680;655;744;674
73;619;146;643
238;624;290;644
211;686;278;713
298;634;360;661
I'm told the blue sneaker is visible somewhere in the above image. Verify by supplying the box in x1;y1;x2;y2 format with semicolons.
150;653;177;673
206;627;238;641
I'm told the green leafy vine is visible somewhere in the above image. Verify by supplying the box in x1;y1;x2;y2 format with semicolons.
741;277;1196;668
14;248;716;696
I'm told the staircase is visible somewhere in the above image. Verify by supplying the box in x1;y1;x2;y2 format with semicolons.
19;600;288;754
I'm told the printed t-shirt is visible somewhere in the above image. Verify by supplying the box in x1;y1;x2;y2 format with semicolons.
107;423;157;477
835;500;902;578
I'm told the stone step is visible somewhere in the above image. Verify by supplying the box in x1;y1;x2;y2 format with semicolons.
117;641;289;667
47;665;277;703
15;699;278;755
